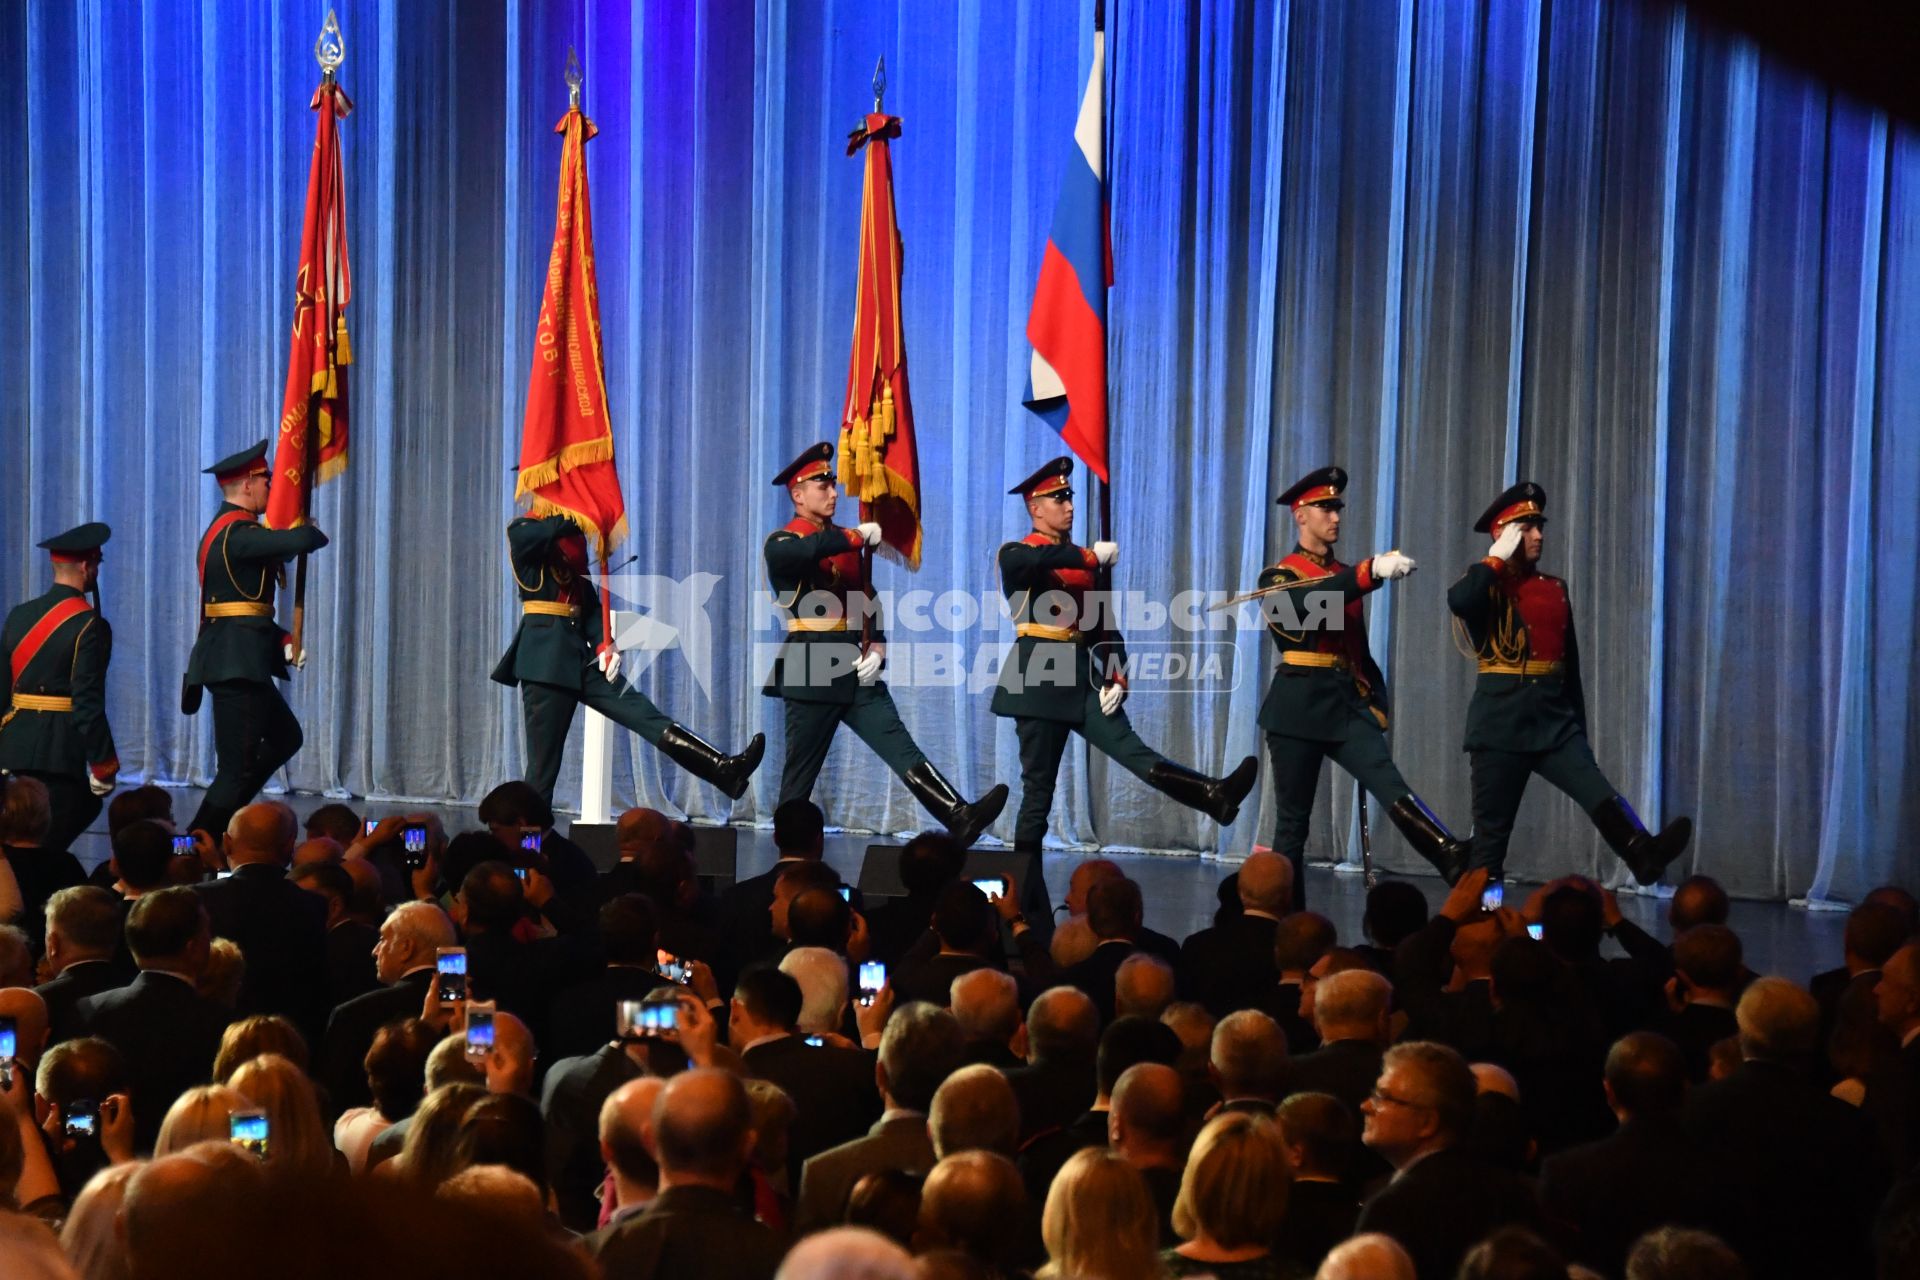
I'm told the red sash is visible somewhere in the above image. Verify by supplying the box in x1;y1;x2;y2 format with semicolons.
198;510;256;585
10;596;92;683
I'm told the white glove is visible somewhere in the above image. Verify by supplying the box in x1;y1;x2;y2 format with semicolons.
854;649;884;685
283;642;307;669
1098;682;1126;717
1091;541;1119;567
855;522;883;549
1371;551;1417;581
88;773;115;798
1489;523;1523;562
596;645;623;683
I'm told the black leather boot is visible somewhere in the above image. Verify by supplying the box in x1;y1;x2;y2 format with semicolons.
1385;794;1471;885
1591;794;1691;886
657;725;765;800
1147;755;1258;825
904;763;1010;848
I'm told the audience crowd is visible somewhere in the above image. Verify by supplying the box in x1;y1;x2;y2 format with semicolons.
0;770;1915;1280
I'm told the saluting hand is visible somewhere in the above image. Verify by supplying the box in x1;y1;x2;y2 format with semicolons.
1489;523;1524;562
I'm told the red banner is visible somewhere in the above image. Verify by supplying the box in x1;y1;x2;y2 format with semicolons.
266;80;353;531
516;107;628;564
837;113;923;570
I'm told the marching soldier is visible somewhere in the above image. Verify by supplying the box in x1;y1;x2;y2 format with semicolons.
993;457;1256;853
1447;481;1690;884
764;443;1007;846
1257;467;1469;906
183;441;329;837
0;523;117;851
493;511;764;806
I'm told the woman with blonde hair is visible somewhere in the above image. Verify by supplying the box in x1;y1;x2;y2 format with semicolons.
60;1162;141;1280
1163;1110;1300;1278
226;1053;337;1177
395;1082;488;1188
1038;1146;1164;1280
154;1085;253;1155
211;1014;310;1083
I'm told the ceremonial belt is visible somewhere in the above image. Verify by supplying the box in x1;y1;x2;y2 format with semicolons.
787;618;850;633
9;694;73;713
204;602;275;620
1015;623;1085;642
1280;651;1350;670
9;596;92;683
522;601;582;619
1478;659;1563;677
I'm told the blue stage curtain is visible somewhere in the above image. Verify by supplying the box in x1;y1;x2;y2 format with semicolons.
2;0;1914;901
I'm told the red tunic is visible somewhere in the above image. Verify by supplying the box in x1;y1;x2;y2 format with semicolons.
1499;565;1570;662
785;516;869;617
1277;550;1378;677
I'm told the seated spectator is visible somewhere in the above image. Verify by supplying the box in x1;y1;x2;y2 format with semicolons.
451;1092;549;1209
1061;877;1150;1024
1163;1110;1291;1278
1038;1146;1162;1279
796;1000;960;1232
768;860;843;956
917;1150;1032;1279
1872;940;1920;1170
1355;1041;1541;1280
931;1064;1020;1159
1108;1062;1186;1244
0;776;86;933
865;831;966;964
600;812;720;965
1668;875;1732;933
74;887;230;1152
198;938;247;1013
1115;952;1177;1021
1813;898;1911;1047
1534;879;1665;1038
1281;968;1390;1113
211;1014;309;1084
0;925;32;989
32;1036;133;1199
1297;946;1372;1029
106;819;174;902
480;1012;537;1099
1005;987;1098;1144
1539;1031;1722;1277
594;1076;667;1232
290;858;380;1005
119;1143;266;1280
1273;1092;1363;1273
1161;1001;1219;1121
1486;935;1611;1151
1049;916;1099;971
226;1052;334;1178
893;882;998;1007
155;1085;253;1155
787;885;855;955
1661;925;1743;1082
334;1017;436;1173
1210;1009;1287;1116
438;1163;547;1231
1685;977;1887;1280
1357;881;1428;975
1463;1064;1533;1174
1268;911;1337;1052
591;1069;787;1279
303;802;362;848
844;1169;921;1250
1179;851;1291;1017
779;1227;917;1280
1316;1234;1415;1280
781;945;850;1037
36;886;128;1044
742;1077;798;1230
1023;1015;1181;1197
1625;1226;1748;1280
718;800;826;978
731;965;879;1184
59;1161;140;1280
1455;1226;1568;1280
951;968;1025;1069
1394;871;1504;1058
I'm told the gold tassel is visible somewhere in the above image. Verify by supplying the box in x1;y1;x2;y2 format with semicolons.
335;317;353;366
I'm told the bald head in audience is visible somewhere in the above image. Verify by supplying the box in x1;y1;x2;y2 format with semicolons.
1317;1233;1416;1280
777;1227;916;1280
1312;968;1391;1046
600;1076;667;1210
930;1064;1020;1158
225;803;296;869
1237;850;1294;916
1115;952;1177;1020
654;1069;755;1193
1736;977;1820;1063
1211;1009;1287;1106
1109;1062;1185;1170
1026;987;1098;1065
950;968;1024;1058
917;1151;1028;1270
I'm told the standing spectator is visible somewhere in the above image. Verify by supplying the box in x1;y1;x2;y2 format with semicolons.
1273;1092;1363;1274
864;831;965;964
1210;1010;1288;1117
1038;1146;1163;1279
1108;1063;1186;1246
547;894;672;1063
1061;877;1150;1024
1179;852;1291;1017
1267;912;1336;1053
317;900;454;1114
917;1150;1032;1278
892;882;999;1007
1162;1111;1292;1278
931;1065;1021;1160
1115;953;1177;1021
225;1052;334;1177
193;803;329;1038
1005;987;1098;1144
590;1076;666;1233
36;887;128;1044
719;799;826;979
951;968;1026;1070
1356;881;1428;975
333;1017;436;1172
732;965;880;1183
290;859;380;1005
1660;926;1743;1082
1281;969;1390;1113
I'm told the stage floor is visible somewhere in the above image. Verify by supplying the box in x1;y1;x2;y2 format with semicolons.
72;787;1846;989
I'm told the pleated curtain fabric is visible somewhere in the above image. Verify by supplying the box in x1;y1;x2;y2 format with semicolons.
1;0;1914;902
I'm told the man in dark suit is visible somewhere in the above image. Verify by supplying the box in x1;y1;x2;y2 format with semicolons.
1814;898;1912;1050
290;859;380;1006
1659;925;1743;1083
456;860;601;1047
1355;1040;1542;1280
1003;985;1098;1144
795;999;964;1231
317;900;454;1116
73;887;230;1152
1872;941;1920;1174
1264;911;1337;1054
1539;1032;1725;1278
192;803;329;1039
36;885;127;1045
1209;1009;1288;1117
477;780;605;900
733;964;879;1183
865;830;966;965
717;798;825;981
1274;1091;1365;1274
1178;850;1290;1017
1022;1016;1181;1197
1281;967;1388;1113
1395;870;1503;1060
587;1069;785;1278
595;808;721;964
546;893;677;1063
892;881;998;1007
1687;977;1889;1280
1059;877;1151;1024
1109;1063;1185;1244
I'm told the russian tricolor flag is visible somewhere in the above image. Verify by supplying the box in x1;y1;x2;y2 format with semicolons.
1023;14;1110;483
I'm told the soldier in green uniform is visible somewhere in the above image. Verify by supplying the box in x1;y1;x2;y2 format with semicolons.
764;443;1007;846
183;442;330;837
492;511;764;806
1256;467;1470;906
993;457;1257;853
0;523;118;852
1446;481;1690;884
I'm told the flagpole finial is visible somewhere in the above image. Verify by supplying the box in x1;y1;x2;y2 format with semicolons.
872;56;886;113
566;46;583;109
315;8;345;83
